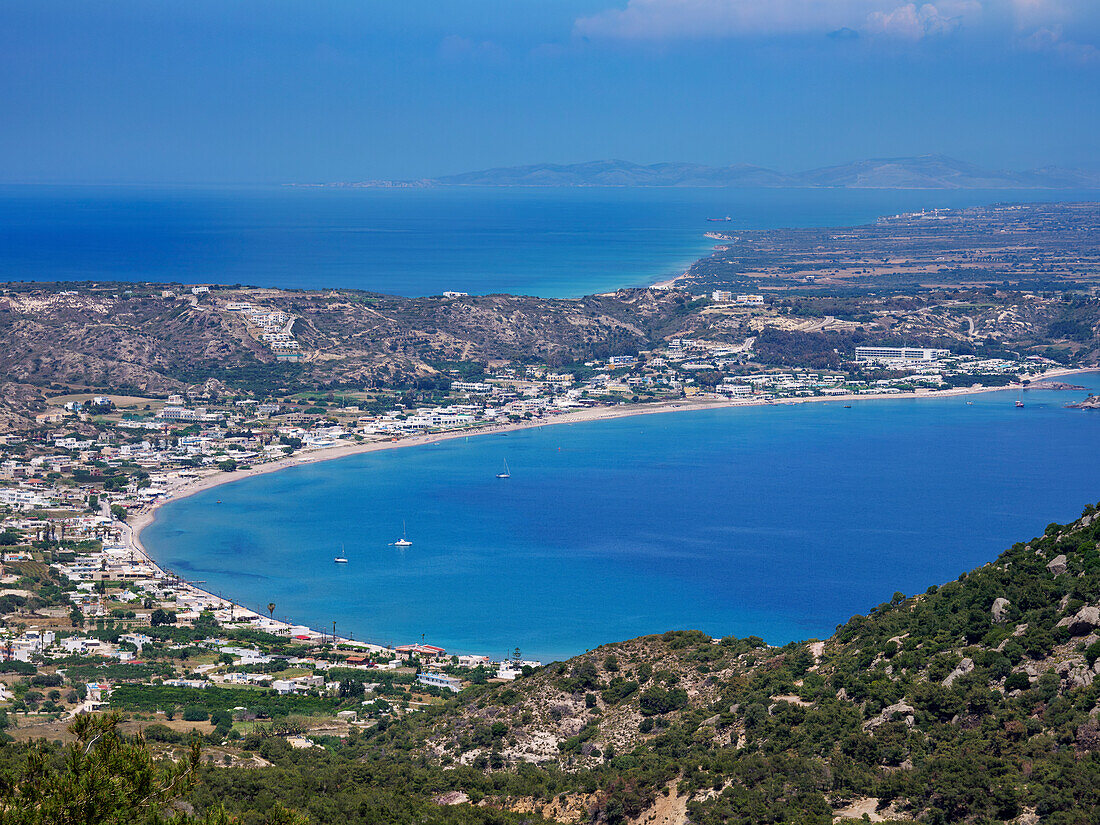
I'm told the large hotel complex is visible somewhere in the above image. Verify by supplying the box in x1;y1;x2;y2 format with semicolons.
854;346;951;363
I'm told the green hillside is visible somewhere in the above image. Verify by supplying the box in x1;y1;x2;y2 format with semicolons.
4;503;1100;824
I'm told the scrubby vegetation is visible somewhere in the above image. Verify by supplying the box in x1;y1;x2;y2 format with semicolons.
4;504;1100;823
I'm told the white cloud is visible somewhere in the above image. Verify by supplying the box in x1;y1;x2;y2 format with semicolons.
573;0;1098;45
573;0;981;40
1010;0;1071;29
1019;24;1100;62
866;3;971;39
575;0;857;40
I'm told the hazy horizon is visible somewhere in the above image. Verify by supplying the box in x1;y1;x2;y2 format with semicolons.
2;1;1098;185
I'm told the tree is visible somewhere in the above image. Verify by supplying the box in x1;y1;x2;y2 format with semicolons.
0;712;200;825
109;504;127;523
103;475;128;492
217;459;238;472
340;680;365;699
193;610;219;632
268;602;276;620
149;608;177;626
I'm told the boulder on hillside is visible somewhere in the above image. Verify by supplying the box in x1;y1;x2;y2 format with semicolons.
943;657;975;687
863;701;916;731
1068;606;1100;636
1056;658;1094;690
1047;554;1068;575
991;597;1011;623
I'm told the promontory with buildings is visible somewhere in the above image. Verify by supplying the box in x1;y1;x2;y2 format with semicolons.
1;201;1099;823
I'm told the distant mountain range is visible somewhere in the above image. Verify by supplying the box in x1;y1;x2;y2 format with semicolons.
326;155;1100;189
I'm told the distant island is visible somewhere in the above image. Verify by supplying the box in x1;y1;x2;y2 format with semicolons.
304;154;1100;190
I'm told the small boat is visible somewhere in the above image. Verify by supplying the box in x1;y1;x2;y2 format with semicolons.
1015;400;1025;408
843;405;851;409
334;544;348;563
706;216;732;222
392;521;412;547
496;459;511;479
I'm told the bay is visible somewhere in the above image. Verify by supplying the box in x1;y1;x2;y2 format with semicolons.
142;376;1100;662
2;185;1098;297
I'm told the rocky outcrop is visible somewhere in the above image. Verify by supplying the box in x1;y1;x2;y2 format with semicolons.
943;658;975;687
1057;605;1100;636
1047;555;1069;575
1056;658;1094;690
1065;395;1100;410
864;701;916;731
434;791;470;806
992;598;1011;623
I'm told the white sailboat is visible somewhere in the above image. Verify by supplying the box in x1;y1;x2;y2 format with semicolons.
393;521;412;547
334;544;348;563
496;458;511;479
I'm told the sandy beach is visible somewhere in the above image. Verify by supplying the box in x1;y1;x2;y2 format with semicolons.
123;364;1096;642
131;363;1095;552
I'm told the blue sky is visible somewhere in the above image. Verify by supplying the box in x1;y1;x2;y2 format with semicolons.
2;0;1098;183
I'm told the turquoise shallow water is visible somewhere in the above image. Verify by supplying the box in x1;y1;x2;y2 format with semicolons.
3;185;1099;297
143;378;1100;661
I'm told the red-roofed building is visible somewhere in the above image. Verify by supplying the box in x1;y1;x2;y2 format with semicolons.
395;644;446;658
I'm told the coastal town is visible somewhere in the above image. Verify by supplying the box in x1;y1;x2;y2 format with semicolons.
8;1;1100;816
0;306;1092;738
0;481;543;746
0;202;1097;757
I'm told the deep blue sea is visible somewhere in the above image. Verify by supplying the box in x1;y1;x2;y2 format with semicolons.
142;377;1100;661
3;185;1098;297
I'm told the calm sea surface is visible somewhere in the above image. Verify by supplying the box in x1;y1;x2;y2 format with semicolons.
142;377;1100;661
3;185;1099;297
17;184;1100;658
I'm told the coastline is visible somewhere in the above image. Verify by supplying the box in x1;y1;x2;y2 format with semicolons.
126;365;1096;646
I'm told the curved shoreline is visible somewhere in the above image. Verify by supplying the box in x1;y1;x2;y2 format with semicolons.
127;366;1097;645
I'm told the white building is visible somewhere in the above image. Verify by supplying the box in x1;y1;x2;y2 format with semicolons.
854;346;950;363
418;672;462;692
451;381;493;395
719;383;753;397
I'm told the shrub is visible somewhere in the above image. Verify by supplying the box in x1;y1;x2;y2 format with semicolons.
1004;672;1031;692
1085;641;1100;667
638;686;688;717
